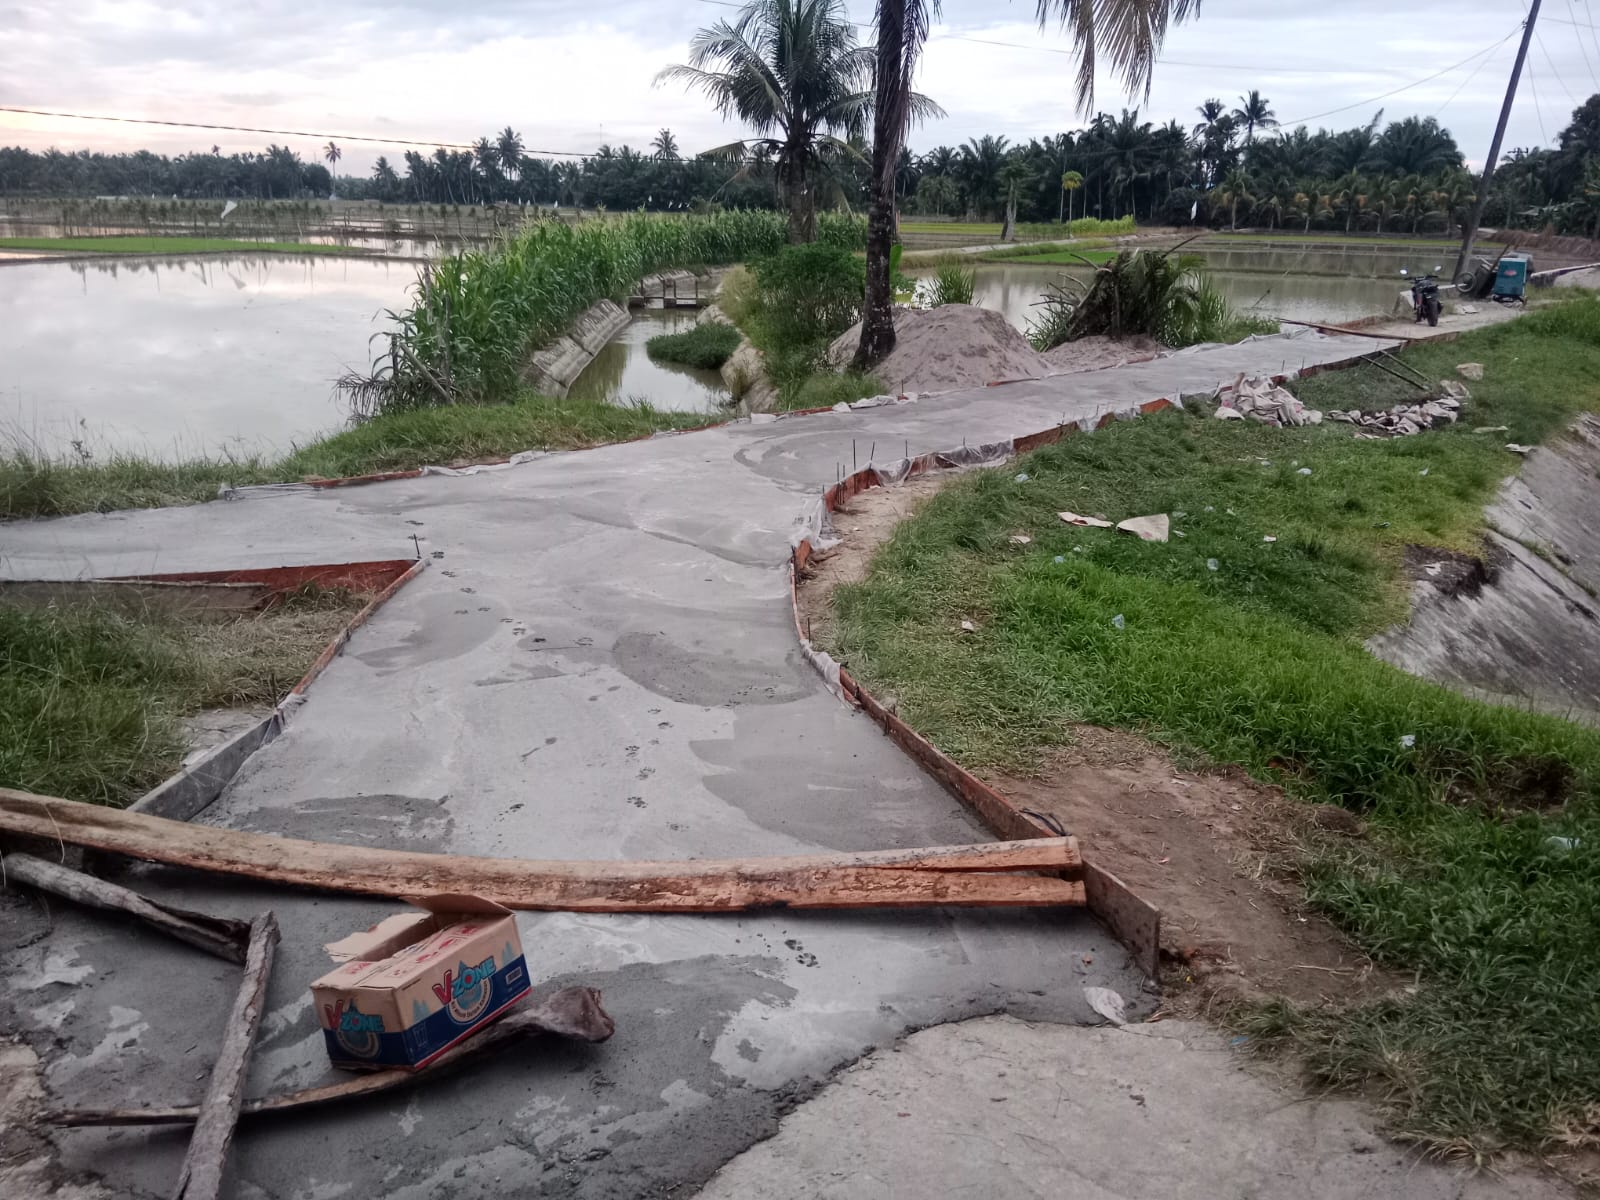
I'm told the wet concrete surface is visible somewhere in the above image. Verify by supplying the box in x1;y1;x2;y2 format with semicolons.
0;331;1394;1198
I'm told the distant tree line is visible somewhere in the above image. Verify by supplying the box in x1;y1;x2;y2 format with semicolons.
5;93;1600;238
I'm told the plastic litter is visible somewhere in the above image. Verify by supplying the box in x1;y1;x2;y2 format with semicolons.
1263;535;1277;543
1053;555;1066;564
1399;734;1416;749
1083;986;1127;1026
1111;614;1126;630
1296;467;1312;476
1418;467;1430;476
1009;534;1032;545
1014;473;1030;483
1206;558;1219;571
1059;511;1113;529
959;619;977;633
1545;836;1581;853
1115;514;1170;543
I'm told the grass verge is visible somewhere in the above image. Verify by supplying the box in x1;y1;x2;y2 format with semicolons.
826;299;1600;1156
0;590;360;806
1;396;710;518
0;236;361;255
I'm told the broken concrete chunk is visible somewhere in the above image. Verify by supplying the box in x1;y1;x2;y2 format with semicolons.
1115;514;1170;543
1457;362;1484;381
1439;379;1471;402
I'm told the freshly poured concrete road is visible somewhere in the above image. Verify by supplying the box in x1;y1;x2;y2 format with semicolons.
3;333;1393;1199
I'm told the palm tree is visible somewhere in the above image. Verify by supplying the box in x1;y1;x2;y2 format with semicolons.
1370;116;1463;177
998;155;1034;241
1060;169;1084;223
324;141;341;170
854;0;1199;368
496;127;525;181
659;0;903;242
956;134;1009;218
1214;167;1253;230
651;128;680;160
1232;91;1276;144
1193;99;1228;141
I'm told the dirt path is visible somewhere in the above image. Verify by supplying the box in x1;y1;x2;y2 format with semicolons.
796;473;1391;1010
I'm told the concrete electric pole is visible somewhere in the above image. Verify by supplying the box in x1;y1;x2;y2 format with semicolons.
1453;0;1543;284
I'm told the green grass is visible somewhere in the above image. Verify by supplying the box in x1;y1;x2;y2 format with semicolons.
645;322;742;370
827;299;1600;1156
978;247;1122;266
0;594;358;806
0;236;360;255
1;395;710;518
777;371;884;412
1205;232;1461;249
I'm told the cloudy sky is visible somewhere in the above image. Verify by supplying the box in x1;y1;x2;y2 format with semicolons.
1;0;1596;174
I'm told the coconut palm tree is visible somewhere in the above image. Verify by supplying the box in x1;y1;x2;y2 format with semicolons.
1232;91;1276;145
956;134;1009;218
651;128;680;160
659;0;905;242
1060;169;1084;223
854;0;1199;368
496;127;525;180
324;141;341;170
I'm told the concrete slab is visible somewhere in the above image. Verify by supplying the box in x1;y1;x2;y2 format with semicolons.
696;1016;1572;1200
0;331;1399;1198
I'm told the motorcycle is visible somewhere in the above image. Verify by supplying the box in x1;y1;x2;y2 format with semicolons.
1400;267;1442;327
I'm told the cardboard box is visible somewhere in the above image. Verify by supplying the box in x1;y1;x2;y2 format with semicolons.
311;895;529;1070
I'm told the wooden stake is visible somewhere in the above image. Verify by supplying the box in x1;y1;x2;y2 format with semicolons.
0;790;1084;913
171;912;278;1200
46;986;614;1129
2;853;249;963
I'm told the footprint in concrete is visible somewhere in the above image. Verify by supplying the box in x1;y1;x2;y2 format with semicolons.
406;520;425;526
783;938;819;968
628;796;647;808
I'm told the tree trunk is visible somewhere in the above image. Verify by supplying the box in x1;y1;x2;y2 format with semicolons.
1001;193;1016;242
782;160;815;244
1230;198;1238;231
852;0;907;371
853;190;897;370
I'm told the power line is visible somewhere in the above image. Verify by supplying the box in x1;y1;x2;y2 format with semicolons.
0;105;619;161
1566;0;1599;89
1434;35;1510;117
1277;28;1521;126
1526;61;1552;141
1586;0;1600;75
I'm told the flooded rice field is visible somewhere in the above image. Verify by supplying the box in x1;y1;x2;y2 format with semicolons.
569;308;729;412
959;261;1408;332
1;254;414;458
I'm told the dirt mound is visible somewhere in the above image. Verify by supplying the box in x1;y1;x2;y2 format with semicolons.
1042;334;1167;373
828;304;1052;392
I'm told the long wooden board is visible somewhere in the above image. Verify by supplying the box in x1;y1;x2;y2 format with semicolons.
0;790;1083;912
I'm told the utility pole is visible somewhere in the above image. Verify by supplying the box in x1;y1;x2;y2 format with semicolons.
1454;0;1541;284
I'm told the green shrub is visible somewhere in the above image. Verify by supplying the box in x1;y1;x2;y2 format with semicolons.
752;242;866;350
343;211;865;416
645;322;742;369
927;263;976;307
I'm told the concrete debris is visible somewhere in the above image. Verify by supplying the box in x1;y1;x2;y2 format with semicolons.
1325;393;1461;437
1507;443;1533;455
960;619;978;633
1059;511;1113;528
1458;303;1480;313
1115;514;1170;542
1457;362;1485;381
1473;425;1510;434
1213;373;1323;427
1008;534;1032;545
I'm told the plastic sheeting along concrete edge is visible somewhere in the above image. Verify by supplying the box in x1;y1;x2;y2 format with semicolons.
788;399;1168;976
128;558;428;821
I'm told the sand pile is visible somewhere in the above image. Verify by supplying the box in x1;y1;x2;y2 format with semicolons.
828;304;1052;392
1042;334;1168;374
